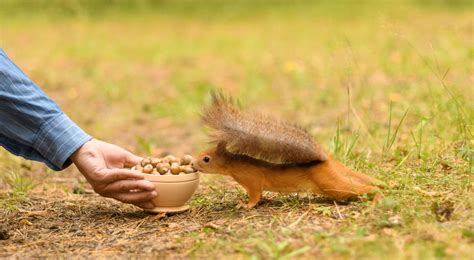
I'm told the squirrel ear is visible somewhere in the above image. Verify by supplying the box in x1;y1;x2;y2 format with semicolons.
216;141;227;155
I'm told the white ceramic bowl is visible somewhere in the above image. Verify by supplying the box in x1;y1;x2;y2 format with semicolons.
142;172;200;213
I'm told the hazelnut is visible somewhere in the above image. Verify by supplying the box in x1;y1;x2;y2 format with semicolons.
180;155;193;165
151;158;161;167
157;166;168;175
183;166;196;174
157;163;170;173
143;164;154;174
141;157;152;167
158;162;170;169
165;155;178;164
170;163;181;175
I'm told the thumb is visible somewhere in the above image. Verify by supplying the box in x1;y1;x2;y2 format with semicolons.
123;151;143;167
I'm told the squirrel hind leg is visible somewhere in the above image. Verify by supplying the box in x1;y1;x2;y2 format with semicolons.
311;168;378;200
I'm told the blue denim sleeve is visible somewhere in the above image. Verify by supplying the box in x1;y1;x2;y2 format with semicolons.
0;49;92;170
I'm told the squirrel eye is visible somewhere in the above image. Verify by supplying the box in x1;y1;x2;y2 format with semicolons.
203;156;211;163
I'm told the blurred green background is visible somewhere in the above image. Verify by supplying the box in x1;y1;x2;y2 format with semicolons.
1;0;472;156
0;0;473;258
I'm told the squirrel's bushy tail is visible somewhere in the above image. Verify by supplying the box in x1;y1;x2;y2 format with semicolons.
202;91;328;164
311;158;381;199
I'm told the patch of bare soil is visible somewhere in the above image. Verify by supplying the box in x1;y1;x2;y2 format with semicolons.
0;175;350;258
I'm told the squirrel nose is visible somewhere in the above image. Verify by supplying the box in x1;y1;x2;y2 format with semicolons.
191;160;200;170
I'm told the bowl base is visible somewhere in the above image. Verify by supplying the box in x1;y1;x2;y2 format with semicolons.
146;205;190;214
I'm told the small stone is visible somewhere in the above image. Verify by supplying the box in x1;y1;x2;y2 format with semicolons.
388;215;402;226
432;201;454;222
0;227;9;240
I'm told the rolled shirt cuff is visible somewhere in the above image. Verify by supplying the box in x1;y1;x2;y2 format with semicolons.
33;113;92;170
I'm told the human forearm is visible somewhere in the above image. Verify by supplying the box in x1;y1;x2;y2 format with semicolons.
0;49;157;209
0;49;91;170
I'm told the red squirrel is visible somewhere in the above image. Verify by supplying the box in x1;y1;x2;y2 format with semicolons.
192;92;381;209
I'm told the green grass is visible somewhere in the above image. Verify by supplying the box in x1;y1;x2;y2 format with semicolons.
0;156;35;210
0;0;473;258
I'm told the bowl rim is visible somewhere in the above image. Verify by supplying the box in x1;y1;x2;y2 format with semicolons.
141;172;200;183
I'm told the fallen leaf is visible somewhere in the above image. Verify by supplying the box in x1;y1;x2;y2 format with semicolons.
151;212;167;221
19;219;33;226
203;222;220;230
167;223;179;229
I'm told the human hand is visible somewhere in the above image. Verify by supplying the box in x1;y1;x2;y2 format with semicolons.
70;139;157;209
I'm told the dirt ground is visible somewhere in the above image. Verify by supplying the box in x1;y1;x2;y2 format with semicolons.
1;156;472;258
1;1;473;259
0;169;362;258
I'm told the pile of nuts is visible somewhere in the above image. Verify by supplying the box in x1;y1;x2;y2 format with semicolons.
132;155;197;175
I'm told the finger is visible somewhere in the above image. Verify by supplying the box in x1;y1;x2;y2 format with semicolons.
101;169;144;183
132;201;155;209
123;151;143;168
113;190;158;204
103;179;155;194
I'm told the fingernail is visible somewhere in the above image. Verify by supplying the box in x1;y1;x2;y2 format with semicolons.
151;191;158;197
